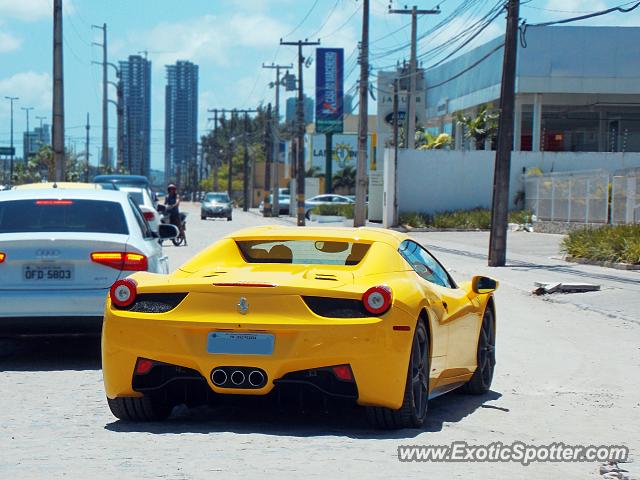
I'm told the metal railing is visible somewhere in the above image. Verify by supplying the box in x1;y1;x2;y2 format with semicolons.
524;170;610;224
611;168;640;224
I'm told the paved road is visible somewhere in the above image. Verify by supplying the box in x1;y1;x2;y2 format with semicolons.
0;204;638;479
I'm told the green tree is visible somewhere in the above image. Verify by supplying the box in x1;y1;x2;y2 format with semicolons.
455;103;499;150
332;165;356;194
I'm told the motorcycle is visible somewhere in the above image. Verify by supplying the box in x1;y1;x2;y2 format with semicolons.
156;204;188;246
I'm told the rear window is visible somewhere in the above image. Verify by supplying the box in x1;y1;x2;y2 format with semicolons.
120;189;144;205
237;240;371;265
0;199;129;234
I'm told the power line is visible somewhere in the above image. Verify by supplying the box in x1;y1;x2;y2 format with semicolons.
283;0;321;38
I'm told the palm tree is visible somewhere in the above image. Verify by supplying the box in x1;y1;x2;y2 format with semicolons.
455;103;499;150
332;166;356;194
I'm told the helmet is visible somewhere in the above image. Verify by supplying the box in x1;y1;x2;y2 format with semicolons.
167;183;177;191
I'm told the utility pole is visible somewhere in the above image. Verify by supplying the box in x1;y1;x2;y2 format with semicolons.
262;62;293;217
243;112;250;212
85;113;90;182
52;0;65;182
263;103;273;217
211;109;219;191
4;96;18;184
92;23;109;172
488;0;520;267
354;0;370;227
389;4;440;149
281;38;320;226
392;78;400;226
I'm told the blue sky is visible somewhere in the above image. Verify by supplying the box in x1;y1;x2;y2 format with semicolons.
1;0;638;170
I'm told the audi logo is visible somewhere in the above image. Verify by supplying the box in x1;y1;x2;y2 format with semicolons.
35;249;61;258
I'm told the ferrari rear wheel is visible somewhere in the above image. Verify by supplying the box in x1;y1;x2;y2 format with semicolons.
366;318;429;429
107;396;172;422
462;307;495;394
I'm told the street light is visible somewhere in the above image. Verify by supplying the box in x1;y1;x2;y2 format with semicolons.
4;96;19;185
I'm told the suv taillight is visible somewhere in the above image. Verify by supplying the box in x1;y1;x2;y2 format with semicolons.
0;252;5;263
143;211;155;221
91;252;148;271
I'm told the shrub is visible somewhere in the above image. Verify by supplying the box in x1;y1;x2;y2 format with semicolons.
311;204;343;216
561;224;640;265
399;209;531;230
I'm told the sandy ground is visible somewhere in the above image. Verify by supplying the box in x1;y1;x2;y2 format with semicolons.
0;204;638;479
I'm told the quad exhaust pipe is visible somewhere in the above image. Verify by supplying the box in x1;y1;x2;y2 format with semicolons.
211;367;267;389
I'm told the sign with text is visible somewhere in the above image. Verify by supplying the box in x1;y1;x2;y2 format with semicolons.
315;48;344;134
0;147;15;156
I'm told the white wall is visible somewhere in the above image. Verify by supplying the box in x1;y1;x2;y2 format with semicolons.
394;150;640;215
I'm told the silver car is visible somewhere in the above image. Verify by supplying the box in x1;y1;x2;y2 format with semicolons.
304;194;355;219
0;188;177;334
201;192;232;221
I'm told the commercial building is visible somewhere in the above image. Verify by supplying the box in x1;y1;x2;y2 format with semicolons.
424;26;640;152
22;124;50;158
119;55;151;177
285;95;314;125
165;60;199;184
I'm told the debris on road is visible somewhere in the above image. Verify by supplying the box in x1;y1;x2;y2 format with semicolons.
533;281;601;295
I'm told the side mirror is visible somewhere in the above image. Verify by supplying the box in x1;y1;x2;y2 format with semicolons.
472;276;499;294
156;204;166;213
158;223;179;240
413;262;434;276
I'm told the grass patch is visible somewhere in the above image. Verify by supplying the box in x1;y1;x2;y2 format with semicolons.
310;204;357;218
561;224;640;265
399;209;531;230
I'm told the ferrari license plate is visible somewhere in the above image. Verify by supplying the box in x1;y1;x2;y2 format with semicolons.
207;332;274;355
23;264;74;281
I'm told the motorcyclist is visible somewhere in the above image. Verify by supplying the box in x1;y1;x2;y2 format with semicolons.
165;184;184;238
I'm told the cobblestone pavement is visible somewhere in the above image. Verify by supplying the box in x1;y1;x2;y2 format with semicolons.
0;204;638;479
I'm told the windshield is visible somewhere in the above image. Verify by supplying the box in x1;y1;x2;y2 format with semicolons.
236;240;370;265
0;199;128;234
205;193;230;203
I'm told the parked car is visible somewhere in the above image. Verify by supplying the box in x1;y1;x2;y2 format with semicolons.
93;174;157;207
101;226;498;428
118;185;161;234
0;188;177;334
200;192;232;221
259;194;290;215
304;194;355;219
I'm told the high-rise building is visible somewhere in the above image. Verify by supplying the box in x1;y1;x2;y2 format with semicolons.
285;95;314;125
165;60;199;184
119;55;151;177
23;124;50;158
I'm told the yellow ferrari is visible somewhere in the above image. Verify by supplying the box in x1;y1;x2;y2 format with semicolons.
102;226;497;429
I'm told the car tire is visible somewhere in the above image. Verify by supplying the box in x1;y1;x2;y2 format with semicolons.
201;215;206;220
227;216;232;221
107;396;172;422
462;307;495;395
366;318;429;429
305;211;311;220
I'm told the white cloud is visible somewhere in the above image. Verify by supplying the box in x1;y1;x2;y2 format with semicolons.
0;28;21;53
127;13;292;69
0;71;51;113
0;0;74;22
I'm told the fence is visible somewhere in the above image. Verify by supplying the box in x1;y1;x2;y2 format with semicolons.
611;168;640;224
524;170;610;224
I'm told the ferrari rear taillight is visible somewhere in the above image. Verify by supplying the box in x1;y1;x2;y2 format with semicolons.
362;285;393;315
143;211;155;221
332;365;354;382
134;358;154;375
110;278;137;308
0;252;5;263
91;252;148;271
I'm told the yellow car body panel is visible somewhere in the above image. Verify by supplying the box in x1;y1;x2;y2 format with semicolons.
102;226;495;410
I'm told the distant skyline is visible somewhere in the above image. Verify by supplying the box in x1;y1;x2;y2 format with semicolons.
1;0;638;171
